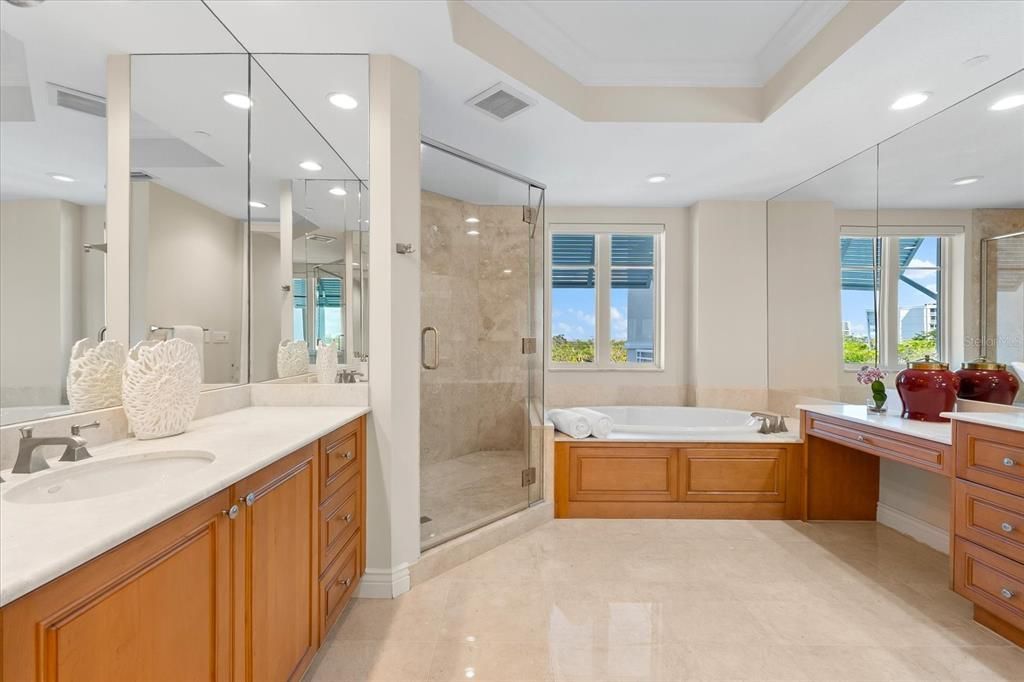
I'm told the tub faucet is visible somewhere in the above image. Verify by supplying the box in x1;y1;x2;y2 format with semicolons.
751;412;787;434
12;422;98;474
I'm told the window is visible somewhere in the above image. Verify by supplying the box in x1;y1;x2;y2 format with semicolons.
840;231;950;369
549;226;662;369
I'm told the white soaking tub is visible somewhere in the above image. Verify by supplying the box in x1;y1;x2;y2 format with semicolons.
575;406;798;442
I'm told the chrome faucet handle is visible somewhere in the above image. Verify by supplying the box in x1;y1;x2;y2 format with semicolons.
70;421;100;437
778;416;789;433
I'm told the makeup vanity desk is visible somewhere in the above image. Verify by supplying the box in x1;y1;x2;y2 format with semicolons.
798;404;1024;647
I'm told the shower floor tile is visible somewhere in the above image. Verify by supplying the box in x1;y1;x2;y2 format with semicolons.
420;449;527;550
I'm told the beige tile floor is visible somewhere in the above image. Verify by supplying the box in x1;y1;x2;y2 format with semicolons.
306;519;1024;681
420;450;528;550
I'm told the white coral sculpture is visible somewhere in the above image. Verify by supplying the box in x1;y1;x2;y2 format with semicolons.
316;340;339;384
122;338;201;440
277;339;310;378
67;338;126;411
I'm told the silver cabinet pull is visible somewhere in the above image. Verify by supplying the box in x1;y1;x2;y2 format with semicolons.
1002;522;1015;533
421;326;439;370
242;492;256;507
343;513;354;523
1000;587;1015;599
343;451;354;461
224;504;239;520
337;577;352;588
856;435;866;442
1003;457;1016;467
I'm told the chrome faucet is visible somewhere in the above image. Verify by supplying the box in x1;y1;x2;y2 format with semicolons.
751;412;788;434
12;421;100;474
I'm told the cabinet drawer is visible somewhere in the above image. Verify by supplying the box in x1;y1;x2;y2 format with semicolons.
806;413;950;474
956;422;1024;497
319;535;360;642
320;475;360;574
954;538;1024;632
321;430;359;501
569;448;677;502
683;449;786;502
955;480;1024;564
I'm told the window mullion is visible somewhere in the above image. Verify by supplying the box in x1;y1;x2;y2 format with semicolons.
596;234;611;368
880;237;901;369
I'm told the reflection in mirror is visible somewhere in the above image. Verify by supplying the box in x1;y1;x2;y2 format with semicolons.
878;70;1024;404
766;147;878;414
248;55;368;384
0;24;108;425
129;54;249;390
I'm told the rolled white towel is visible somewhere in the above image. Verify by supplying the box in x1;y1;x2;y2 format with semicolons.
572;407;614;439
548;409;591;439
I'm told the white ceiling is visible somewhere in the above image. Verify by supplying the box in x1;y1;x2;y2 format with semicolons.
1;0;1023;212
777;70;1024;211
466;0;846;87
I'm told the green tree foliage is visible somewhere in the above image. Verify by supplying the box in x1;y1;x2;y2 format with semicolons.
898;329;938;364
551;336;630;363
843;336;875;365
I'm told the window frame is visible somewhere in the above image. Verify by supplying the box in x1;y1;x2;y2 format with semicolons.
547;223;665;371
840;225;960;371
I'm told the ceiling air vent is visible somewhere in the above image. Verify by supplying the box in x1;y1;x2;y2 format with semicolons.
466;83;534;122
47;82;106;118
306;233;336;244
130;171;155;181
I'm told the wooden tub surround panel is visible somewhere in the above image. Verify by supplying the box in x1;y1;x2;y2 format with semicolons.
1;415;367;682
555;441;803;519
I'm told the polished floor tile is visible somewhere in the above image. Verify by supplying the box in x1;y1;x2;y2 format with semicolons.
306;520;1024;681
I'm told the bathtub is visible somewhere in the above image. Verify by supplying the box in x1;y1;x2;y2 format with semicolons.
574;406;798;442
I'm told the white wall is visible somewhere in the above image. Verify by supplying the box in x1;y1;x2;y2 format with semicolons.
689;200;768;410
251;230;282;383
364;54;421;598
544;206;688;408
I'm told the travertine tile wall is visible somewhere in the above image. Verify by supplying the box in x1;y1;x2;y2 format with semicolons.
420;191;529;466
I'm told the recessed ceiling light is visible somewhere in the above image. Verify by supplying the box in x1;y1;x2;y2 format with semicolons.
646;174;669;184
351;262;359;267
249;200;267;208
49;173;75;182
223;92;252;109
465;217;480;223
466;229;480;236
299;160;322;172
327;92;358;110
329;186;347;196
990;94;1024;112
952;176;982;186
890;92;930;110
502;268;512;274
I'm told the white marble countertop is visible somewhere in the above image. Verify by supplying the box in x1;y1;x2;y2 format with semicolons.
796;403;952;445
940;411;1024;433
0;406;369;606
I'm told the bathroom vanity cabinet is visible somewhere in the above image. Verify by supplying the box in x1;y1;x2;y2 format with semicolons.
0;415;366;682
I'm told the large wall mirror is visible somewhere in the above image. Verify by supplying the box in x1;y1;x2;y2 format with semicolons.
768;69;1024;413
248;54;369;384
0;19;109;425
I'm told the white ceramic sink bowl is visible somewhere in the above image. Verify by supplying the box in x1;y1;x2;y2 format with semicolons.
3;450;216;504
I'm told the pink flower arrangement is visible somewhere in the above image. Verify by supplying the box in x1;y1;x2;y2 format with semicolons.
856;366;887;385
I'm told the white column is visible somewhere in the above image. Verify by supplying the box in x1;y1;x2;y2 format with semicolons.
105;55;131;348
279;181;294;341
362;55;421;598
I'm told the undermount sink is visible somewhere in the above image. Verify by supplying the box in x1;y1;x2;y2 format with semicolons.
3;450;216;504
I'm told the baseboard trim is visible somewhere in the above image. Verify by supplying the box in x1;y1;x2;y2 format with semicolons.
876;502;949;555
356;563;411;599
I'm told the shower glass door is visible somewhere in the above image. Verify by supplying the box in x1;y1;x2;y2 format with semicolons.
419;140;544;550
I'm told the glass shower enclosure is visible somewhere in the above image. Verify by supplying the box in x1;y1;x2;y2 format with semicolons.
419;139;545;550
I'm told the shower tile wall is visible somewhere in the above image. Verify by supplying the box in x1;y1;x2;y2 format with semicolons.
420;191;528;467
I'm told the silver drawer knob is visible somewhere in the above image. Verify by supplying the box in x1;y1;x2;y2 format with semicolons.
337;577;352;588
343;451;354;461
344;513;354;523
1000;587;1015;599
1002;522;1015;533
242;492;256;507
223;504;239;520
857;435;865;442
1003;457;1017;467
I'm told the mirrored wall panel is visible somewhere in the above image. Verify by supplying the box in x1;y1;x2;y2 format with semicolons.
248;54;369;384
129;53;250;389
766;147;878;414
0;23;108;425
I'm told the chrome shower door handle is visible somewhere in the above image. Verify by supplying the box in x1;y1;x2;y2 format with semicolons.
421;326;439;370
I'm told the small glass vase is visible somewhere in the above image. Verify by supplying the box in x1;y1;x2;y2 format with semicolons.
866;396;887;414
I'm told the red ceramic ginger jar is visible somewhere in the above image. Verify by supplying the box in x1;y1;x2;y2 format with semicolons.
956;357;1020;405
895;356;960;422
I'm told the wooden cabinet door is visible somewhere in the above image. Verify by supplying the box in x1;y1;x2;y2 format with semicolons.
1;491;233;682
232;443;319;682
